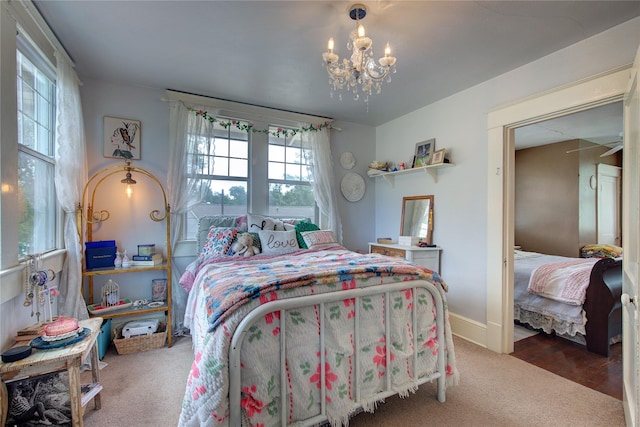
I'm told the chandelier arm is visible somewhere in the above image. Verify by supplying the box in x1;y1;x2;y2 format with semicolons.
364;61;391;81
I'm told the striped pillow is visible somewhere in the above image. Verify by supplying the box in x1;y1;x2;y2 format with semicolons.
301;230;337;249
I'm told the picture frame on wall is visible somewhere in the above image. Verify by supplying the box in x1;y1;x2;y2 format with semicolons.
431;148;446;165
103;116;141;160
411;138;435;168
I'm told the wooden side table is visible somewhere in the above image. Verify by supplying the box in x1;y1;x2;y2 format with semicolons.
0;317;103;426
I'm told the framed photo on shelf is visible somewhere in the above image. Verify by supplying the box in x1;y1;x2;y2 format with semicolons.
431;148;446;165
411;138;435;168
103;116;141;160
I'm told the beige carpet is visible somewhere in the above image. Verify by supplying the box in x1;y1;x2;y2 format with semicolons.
81;335;624;427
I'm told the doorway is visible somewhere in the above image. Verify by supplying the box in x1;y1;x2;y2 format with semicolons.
508;104;623;397
485;67;630;355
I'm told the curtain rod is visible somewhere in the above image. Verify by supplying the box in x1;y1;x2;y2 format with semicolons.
163;90;340;130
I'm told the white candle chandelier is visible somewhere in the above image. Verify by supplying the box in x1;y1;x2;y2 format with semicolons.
322;3;397;103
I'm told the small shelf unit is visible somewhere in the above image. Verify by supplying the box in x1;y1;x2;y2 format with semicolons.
370;163;455;187
76;162;172;347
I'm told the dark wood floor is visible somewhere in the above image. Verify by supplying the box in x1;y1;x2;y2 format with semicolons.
511;332;622;400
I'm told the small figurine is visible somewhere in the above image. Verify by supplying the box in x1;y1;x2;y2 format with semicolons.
121;250;131;268
114;251;122;268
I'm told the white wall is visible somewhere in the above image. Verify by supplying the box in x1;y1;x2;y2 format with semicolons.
331;121;377;253
375;17;640;333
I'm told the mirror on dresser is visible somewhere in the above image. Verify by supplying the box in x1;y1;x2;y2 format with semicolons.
400;195;434;245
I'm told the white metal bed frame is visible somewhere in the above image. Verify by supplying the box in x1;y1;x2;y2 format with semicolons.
229;280;447;426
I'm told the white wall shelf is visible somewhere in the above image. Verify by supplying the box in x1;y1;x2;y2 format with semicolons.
369;163;455;187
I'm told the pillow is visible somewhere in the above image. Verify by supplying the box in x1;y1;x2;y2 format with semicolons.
301;230;338;250
295;221;320;248
200;227;239;259
197;215;247;252
247;214;285;232
258;230;300;255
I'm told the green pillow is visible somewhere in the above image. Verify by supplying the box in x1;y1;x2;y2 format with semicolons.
295;222;320;249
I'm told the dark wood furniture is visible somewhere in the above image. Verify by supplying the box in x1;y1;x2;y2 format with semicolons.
584;257;623;357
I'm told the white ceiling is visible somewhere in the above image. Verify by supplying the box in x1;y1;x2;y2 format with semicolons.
514;101;624;150
33;1;639;143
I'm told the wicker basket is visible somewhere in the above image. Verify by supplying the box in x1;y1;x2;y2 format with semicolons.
113;322;167;355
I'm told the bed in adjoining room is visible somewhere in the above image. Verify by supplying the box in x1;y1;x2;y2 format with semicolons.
513;245;623;357
177;214;458;427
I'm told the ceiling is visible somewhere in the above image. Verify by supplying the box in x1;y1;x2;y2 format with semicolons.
33;1;638;141
514;102;624;150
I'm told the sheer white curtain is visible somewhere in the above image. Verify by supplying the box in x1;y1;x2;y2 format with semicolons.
167;101;212;334
302;128;343;243
53;51;89;320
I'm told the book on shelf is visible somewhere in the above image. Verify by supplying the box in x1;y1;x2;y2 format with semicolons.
131;253;162;261
81;383;103;406
130;253;163;266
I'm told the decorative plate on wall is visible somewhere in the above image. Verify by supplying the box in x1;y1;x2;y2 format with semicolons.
340;151;356;170
340;172;365;202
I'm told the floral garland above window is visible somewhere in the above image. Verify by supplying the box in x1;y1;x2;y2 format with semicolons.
193;109;333;138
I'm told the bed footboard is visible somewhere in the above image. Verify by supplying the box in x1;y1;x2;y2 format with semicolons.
584;257;623;357
228;281;446;426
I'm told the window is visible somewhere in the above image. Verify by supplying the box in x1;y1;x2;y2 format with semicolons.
267;126;315;219
16;47;57;259
186;119;249;237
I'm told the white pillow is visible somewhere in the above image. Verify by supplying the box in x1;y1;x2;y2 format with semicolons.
301;230;338;249
258;230;300;255
247;213;285;232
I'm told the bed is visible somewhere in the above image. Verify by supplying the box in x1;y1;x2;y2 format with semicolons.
177;215;458;426
513;249;623;356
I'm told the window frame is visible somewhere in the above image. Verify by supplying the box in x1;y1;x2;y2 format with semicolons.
267;126;316;220
0;3;67;304
16;44;59;260
185;117;250;239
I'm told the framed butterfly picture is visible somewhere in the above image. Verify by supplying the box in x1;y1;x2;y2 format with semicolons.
103;116;141;160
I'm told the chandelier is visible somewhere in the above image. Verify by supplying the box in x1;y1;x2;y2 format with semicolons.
322;3;397;103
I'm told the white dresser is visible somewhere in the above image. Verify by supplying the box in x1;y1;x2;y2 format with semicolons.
368;242;442;274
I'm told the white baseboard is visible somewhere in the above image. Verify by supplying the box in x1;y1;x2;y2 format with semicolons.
449;312;488;348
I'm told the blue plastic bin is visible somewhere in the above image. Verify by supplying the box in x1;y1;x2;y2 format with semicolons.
98;319;112;360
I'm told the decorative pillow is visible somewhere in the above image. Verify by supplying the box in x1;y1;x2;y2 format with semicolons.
295;221;320;249
258;230;300;255
301;230;338;250
197;215;248;252
247;214;285;232
200;227;239;259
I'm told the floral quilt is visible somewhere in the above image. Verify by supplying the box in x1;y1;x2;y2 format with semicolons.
179;248;458;426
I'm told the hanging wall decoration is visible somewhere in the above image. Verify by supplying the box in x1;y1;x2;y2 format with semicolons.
340;152;356;170
340;172;365;202
103;116;141;160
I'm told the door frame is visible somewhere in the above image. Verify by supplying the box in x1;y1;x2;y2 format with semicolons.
486;66;631;354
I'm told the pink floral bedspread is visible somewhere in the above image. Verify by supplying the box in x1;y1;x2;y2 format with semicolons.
179;248;458;426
